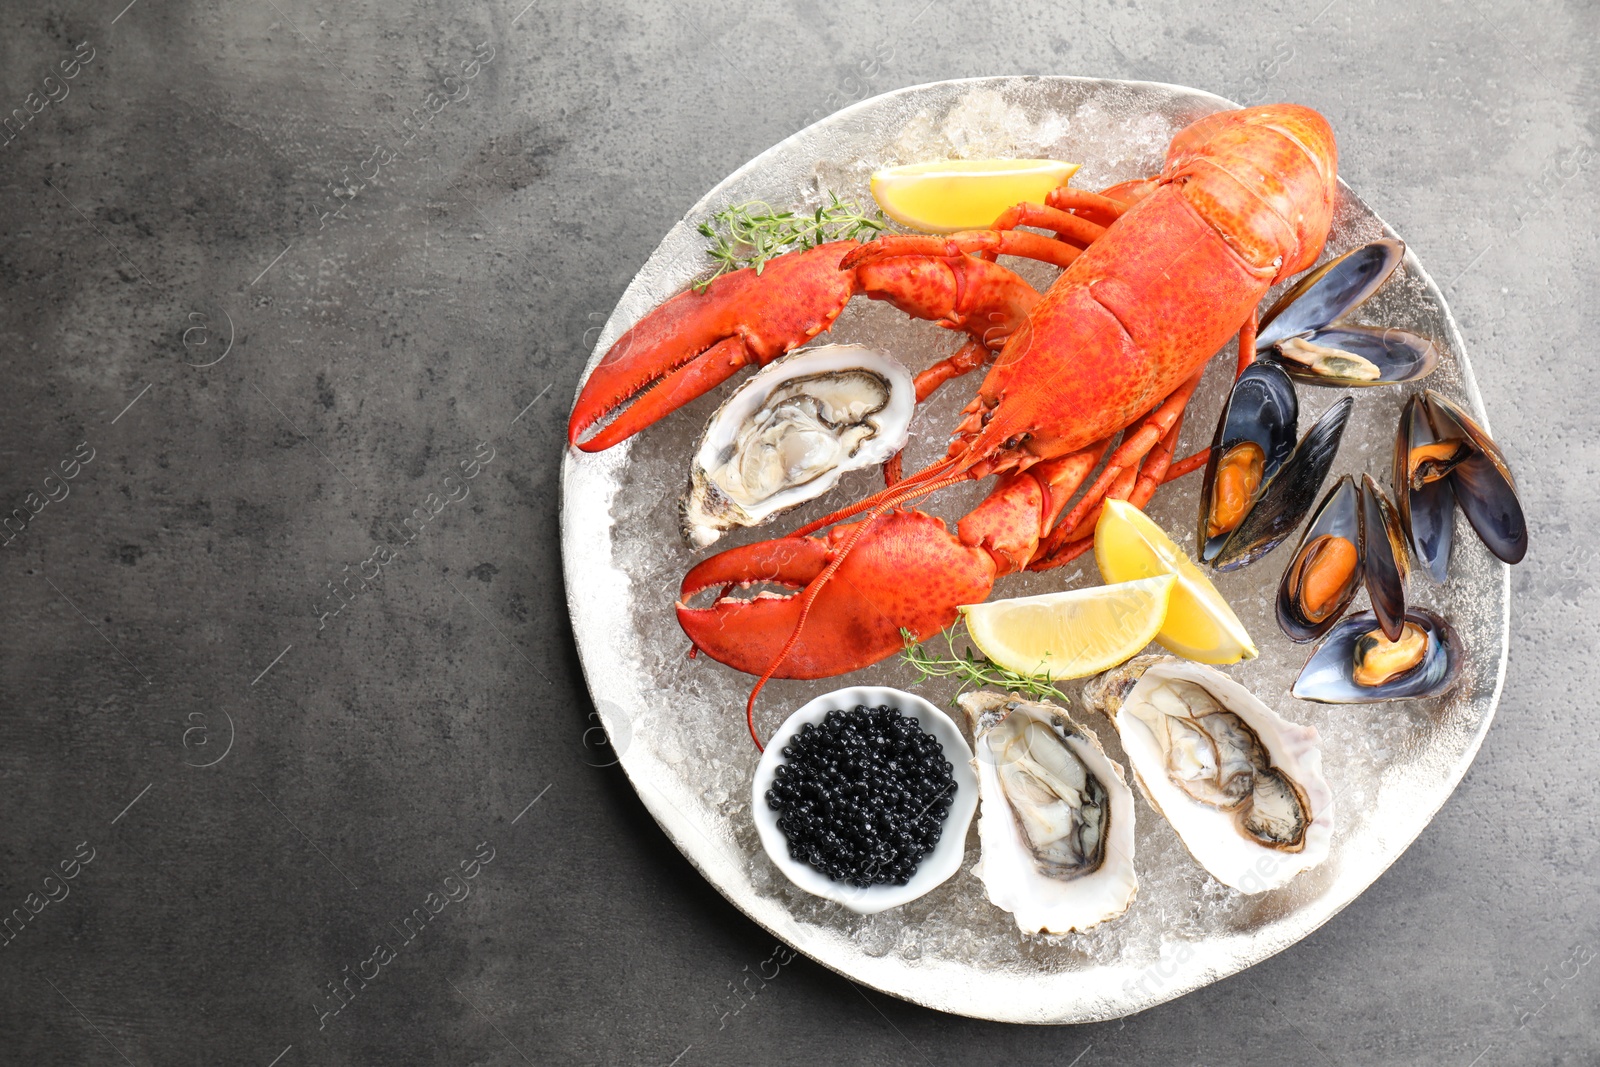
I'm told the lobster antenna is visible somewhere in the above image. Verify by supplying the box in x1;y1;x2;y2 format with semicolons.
787;454;964;539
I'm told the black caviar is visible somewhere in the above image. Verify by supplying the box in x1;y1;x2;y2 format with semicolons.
766;705;956;888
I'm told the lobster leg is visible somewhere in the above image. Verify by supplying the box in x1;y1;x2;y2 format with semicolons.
1164;448;1210;483
1031;413;1185;571
986;202;1107;248
978;183;1136;268
1097;177;1161;208
1132;412;1184;502
884;338;1009;486
912;338;995;402
1236;308;1259;377
1045;369;1206;545
1045;186;1131;227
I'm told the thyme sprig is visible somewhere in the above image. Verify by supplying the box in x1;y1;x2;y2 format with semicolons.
900;626;1071;706
693;193;887;293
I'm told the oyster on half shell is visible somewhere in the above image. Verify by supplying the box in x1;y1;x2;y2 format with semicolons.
680;344;914;548
1083;657;1334;894
959;692;1138;935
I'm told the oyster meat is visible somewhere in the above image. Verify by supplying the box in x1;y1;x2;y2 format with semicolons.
681;344;913;548
960;692;1137;935
1084;657;1334;894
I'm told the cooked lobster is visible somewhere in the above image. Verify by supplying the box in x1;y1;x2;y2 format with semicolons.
568;104;1339;744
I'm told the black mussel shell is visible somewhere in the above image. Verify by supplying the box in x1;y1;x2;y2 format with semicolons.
1257;240;1406;350
1423;391;1527;565
1292;608;1461;704
1394;394;1456;583
1197;362;1299;562
1215;396;1354;572
1268;325;1439;387
1276;475;1364;642
1360;475;1409;642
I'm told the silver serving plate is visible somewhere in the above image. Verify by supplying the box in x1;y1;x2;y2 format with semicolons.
560;77;1509;1023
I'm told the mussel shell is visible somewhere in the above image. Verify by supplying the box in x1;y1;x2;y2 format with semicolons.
1360;475;1409;642
1214;396;1354;572
1292;609;1461;704
1257;240;1406;350
1268;325;1439;387
1196;363;1299;562
1423;391;1528;564
1275;476;1363;642
1394;394;1455;583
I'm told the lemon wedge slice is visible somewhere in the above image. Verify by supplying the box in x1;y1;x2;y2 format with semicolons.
959;574;1176;681
1093;500;1258;665
870;159;1081;234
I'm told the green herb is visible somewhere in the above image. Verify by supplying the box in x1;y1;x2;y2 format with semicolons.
899;626;1071;705
693;193;887;293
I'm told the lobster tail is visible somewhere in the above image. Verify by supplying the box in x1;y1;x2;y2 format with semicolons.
1163;104;1338;281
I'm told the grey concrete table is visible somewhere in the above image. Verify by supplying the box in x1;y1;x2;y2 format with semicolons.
1;1;1595;1064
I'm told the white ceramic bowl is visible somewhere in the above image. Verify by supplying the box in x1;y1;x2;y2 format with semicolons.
751;685;978;914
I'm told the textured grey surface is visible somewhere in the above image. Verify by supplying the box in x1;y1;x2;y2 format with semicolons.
0;1;1594;1064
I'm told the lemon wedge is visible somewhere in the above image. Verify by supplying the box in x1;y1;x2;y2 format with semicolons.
1093;500;1258;665
959;575;1176;681
870;159;1081;234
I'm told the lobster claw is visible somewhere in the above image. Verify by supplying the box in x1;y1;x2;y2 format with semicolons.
676;509;997;678
568;243;857;451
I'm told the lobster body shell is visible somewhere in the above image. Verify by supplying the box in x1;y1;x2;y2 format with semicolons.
960;104;1337;473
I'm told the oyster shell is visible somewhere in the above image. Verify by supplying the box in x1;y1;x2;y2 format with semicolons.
959;692;1137;935
680;344;914;548
1083;657;1334;894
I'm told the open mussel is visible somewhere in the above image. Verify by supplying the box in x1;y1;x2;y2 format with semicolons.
1408;390;1527;566
1211;395;1354;572
1361;475;1410;639
1394;394;1456;582
1196;363;1298;562
1277;475;1409;643
1292;608;1461;703
1277;477;1362;641
1256;240;1438;388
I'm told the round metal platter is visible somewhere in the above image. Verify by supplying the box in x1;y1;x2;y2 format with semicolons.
560;76;1510;1024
